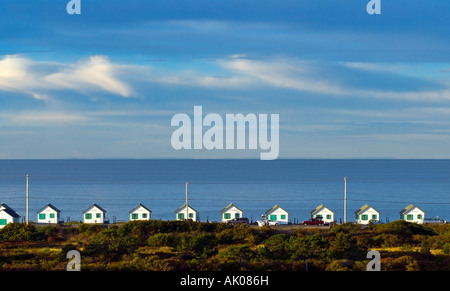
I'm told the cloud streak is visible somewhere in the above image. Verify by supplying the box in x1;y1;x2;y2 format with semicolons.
0;55;135;99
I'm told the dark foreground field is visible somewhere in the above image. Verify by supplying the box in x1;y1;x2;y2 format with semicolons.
0;220;449;271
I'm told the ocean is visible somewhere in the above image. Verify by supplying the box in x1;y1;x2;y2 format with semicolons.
0;159;449;223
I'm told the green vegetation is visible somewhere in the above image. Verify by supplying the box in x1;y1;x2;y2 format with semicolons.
0;220;449;271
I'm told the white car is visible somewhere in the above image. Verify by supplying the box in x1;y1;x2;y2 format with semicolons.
256;219;278;226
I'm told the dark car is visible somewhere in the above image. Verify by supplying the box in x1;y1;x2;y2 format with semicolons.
301;218;324;226
227;217;249;225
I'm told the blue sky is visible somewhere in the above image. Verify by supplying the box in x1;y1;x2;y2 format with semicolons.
0;0;450;158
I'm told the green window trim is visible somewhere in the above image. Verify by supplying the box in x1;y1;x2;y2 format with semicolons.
361;214;368;220
270;214;277;220
39;213;46;220
50;213;55;218
0;219;7;225
132;213;138;219
85;213;92;219
281;214;286;220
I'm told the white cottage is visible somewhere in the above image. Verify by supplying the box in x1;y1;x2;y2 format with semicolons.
265;204;289;224
310;204;335;224
175;203;199;221
129;203;152;221
0;204;20;229
83;203;107;224
221;203;244;222
355;204;380;224
400;204;425;224
37;204;61;224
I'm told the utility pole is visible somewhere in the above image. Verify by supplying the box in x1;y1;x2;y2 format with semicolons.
26;174;29;225
185;182;188;221
344;177;347;223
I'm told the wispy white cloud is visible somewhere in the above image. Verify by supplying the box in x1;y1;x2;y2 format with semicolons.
151;55;450;102
0;111;90;125
0;55;136;99
220;56;450;101
221;56;348;95
44;56;134;97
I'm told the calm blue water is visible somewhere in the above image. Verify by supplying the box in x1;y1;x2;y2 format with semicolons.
0;159;449;223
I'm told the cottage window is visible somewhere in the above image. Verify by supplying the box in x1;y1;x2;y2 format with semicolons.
86;213;92;219
417;214;422;219
132;214;138;219
281;215;286;220
39;214;46;220
407;214;413;220
178;213;184;220
0;219;7;225
224;213;231;219
270;215;277;220
326;214;332;219
372;214;377;220
50;213;55;219
142;213;147;218
235;213;240;218
96;213;101;218
189;213;193;218
361;215;368;220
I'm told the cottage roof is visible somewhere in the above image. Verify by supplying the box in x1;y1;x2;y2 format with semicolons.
355;204;378;215
0;208;20;218
82;203;107;214
129;203;152;214
0;203;13;210
265;204;288;215
36;203;61;214
220;203;243;214
399;204;424;215
310;204;333;215
174;203;198;214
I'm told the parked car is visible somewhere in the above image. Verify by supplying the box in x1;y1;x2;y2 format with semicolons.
256;215;278;226
301;218;324;226
227;217;249;225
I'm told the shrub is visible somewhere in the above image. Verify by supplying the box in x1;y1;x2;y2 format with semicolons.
147;233;174;247
175;233;217;258
288;233;330;260
262;234;289;260
443;243;450;254
215;224;256;245
217;244;256;270
329;232;367;260
0;223;41;241
83;226;139;259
